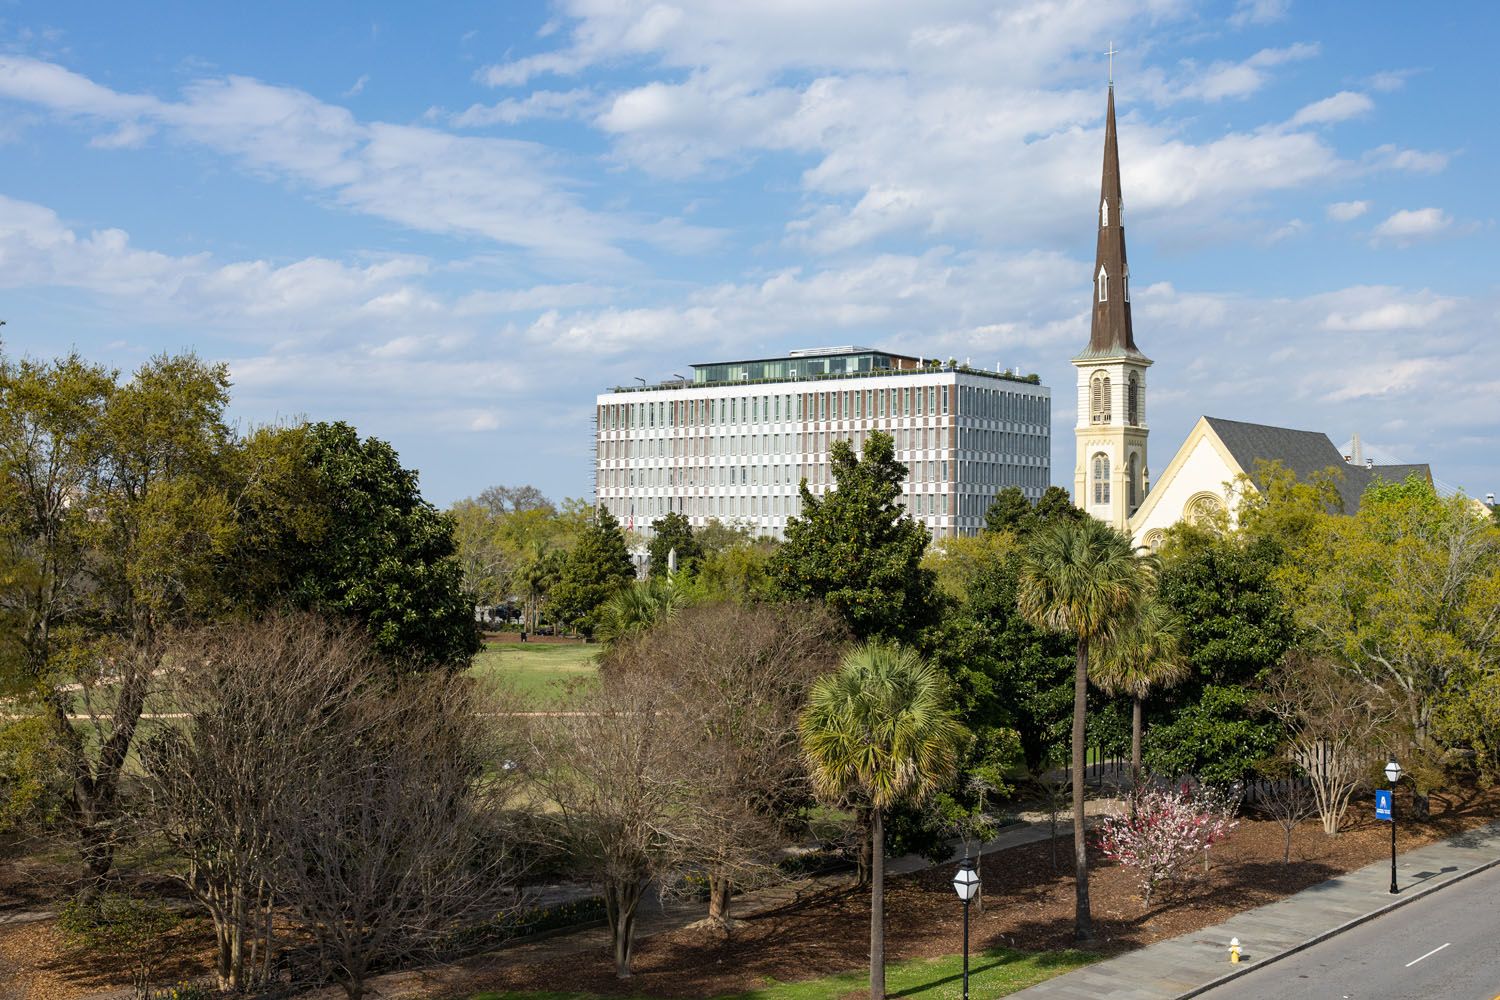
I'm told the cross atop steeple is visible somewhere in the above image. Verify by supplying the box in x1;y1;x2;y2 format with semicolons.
1105;41;1117;85
1083;83;1142;358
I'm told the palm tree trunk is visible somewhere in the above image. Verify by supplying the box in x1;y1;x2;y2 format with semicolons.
870;806;886;999
1072;637;1094;942
1132;695;1144;790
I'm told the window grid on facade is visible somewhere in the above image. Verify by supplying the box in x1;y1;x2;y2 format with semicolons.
597;347;1052;541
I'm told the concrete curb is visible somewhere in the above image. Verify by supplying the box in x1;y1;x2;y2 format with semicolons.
1176;822;1500;999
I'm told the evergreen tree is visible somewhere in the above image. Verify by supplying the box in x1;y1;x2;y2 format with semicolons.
551;506;635;638
983;486;1032;534
290;422;481;669
646;510;701;577
928;545;1075;775
801;643;964;999
984;484;1086;536
770;431;937;643
1018;517;1145;942
1032;485;1087;530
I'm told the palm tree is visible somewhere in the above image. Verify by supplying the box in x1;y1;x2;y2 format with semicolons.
593;574;692;648
1018;517;1145;942
800;643;964;1000
1093;596;1188;789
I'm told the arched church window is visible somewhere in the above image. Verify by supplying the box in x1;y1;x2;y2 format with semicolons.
1127;374;1139;426
1124;267;1130;302
1127;453;1139;509
1092;453;1111;505
1090;374;1112;424
1101;199;1109;228
1097;266;1108;303
1143;529;1165;553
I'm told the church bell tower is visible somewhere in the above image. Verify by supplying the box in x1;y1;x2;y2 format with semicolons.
1073;83;1151;531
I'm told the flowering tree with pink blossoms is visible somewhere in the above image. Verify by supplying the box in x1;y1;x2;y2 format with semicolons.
1096;786;1238;904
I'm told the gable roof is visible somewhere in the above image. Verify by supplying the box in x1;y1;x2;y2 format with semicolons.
1202;416;1431;513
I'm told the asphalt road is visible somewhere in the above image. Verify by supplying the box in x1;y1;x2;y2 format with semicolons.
1198;860;1500;1000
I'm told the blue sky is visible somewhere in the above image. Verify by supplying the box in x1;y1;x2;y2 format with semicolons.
1;0;1495;506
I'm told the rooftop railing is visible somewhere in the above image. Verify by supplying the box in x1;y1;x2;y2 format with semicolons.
608;363;1043;394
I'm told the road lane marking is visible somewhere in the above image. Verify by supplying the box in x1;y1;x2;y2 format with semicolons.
1404;942;1450;968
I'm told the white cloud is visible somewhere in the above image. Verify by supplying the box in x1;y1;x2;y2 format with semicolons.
1229;0;1291;28
1322;295;1455;331
0;193;442;330
451;87;595;126
1265;218;1306;244
1289;90;1373;126
1323;357;1448;403
461;8;1348;253
1165;43;1320;102
0;56;717;265
1363;143;1449;174
1326;200;1369;221
1367;68;1420;93
1371;207;1453;245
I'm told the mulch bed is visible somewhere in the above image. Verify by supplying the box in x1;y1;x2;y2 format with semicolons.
453;784;1500;998
4;785;1497;1000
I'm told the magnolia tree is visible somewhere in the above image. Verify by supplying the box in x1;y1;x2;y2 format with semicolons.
1096;786;1238;904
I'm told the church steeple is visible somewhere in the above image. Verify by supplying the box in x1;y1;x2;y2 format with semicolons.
1088;84;1137;356
1073;79;1151;532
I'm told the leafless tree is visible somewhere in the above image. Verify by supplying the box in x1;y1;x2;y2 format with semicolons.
271;667;521;1000
1262;653;1395;836
1042;773;1071;873
477;484;556;516
522;670;682;979
1254;758;1318;863
139;615;367;990
603;601;847;930
139;613;521;1000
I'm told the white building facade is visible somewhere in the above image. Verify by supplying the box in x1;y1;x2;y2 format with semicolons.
594;347;1051;540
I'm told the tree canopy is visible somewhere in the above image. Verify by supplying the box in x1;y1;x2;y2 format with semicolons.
770;431;937;643
284;422;480;669
647;511;701;577
550;506;635;637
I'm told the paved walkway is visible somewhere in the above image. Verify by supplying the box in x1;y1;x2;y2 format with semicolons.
1010;819;1500;1000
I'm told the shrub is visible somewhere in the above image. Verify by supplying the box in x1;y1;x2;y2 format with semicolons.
57;892;180;954
1096;785;1238;904
145;983;215;1000
58;892;182;997
0;717;70;835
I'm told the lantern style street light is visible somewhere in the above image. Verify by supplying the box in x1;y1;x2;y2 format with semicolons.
952;858;980;1000
1385;757;1402;894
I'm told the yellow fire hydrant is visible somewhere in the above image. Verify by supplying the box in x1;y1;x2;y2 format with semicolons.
1228;938;1241;964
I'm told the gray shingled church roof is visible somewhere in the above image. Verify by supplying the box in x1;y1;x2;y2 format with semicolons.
1203;416;1432;513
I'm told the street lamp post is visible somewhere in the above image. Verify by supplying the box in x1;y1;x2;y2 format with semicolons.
952;858;980;1000
1385;757;1402;894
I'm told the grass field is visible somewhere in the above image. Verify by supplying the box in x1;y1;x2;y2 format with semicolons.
469;945;1096;1000
468;642;599;703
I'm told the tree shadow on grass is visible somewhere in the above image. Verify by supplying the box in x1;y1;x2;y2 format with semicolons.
887;953;1020;997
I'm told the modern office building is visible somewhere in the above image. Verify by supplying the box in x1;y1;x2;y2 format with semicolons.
594;346;1051;540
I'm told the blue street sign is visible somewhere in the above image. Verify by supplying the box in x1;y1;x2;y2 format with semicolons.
1376;788;1393;821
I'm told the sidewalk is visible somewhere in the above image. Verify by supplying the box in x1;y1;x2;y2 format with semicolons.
1009;818;1500;1000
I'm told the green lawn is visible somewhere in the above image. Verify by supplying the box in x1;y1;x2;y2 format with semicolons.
468;642;599;703
471;945;1096;1000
